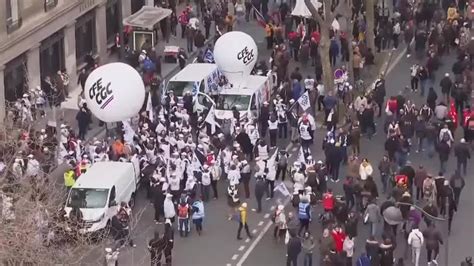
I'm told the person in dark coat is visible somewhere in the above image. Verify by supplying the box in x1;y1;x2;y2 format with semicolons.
439;73;453;102
287;231;302;266
344;212;358;238
254;176;266;213
449;170;465;208
436;141;451;173
373;77;386;117
422;223;443;264
235;130;253;159
76;104;92;140
148;231;166;266
454;138;471;175
366;236;380;265
426;87;438;111
194;30;206;49
259;102;270;138
379;238;395;266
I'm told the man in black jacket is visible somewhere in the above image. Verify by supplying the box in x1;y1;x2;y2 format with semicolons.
286;231;302;266
454;138;471;175
148;231;166;266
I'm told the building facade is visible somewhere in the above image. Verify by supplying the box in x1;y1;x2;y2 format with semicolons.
0;0;148;121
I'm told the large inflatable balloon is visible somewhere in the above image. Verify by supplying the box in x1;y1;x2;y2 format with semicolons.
213;31;258;88
84;62;145;122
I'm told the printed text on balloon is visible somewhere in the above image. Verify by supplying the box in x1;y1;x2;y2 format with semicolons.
88;78;114;109
237;46;255;65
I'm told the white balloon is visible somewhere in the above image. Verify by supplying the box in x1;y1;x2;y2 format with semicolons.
84;62;145;122
213;31;258;88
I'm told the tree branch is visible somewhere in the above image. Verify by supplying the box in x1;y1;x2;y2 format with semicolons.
304;0;325;26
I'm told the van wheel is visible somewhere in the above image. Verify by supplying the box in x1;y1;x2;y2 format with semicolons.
129;193;136;209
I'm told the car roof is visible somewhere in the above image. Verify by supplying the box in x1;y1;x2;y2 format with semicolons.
169;63;218;82
73;162;134;190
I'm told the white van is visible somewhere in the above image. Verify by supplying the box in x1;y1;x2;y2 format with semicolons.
166;63;220;98
201;74;272;122
65;161;139;233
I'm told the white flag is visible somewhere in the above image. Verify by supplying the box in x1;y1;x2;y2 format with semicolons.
274;182;291;197
146;91;154;123
205;105;220;134
297;91;311;111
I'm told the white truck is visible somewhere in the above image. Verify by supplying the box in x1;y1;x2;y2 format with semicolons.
165;63;220;99
195;73;272;122
65;161;140;234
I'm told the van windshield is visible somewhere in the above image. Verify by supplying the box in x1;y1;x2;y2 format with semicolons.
167;81;194;97
216;94;251;111
67;188;109;209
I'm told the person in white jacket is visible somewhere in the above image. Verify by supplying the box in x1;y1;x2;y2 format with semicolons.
227;164;241;186
164;194;176;222
359;158;373;181
407;227;424;266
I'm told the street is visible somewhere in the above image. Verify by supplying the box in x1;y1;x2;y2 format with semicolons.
45;9;474;266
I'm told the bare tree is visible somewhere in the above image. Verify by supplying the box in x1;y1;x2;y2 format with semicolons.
0;111;146;265
365;0;376;52
304;0;354;91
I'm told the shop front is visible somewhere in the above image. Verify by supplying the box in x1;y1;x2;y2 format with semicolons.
75;11;97;65
4;55;27;102
40;31;65;80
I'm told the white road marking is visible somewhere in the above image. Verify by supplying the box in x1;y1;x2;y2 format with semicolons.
238;245;246;251
227;264;232;266
232;254;239;260
263;213;270;219
385;45;409;75
258;221;264;226
236;198;291;266
235;44;407;266
252;229;258;234
270;205;276;211
245;238;250;243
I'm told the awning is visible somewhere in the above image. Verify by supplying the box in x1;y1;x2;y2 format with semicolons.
122;6;172;30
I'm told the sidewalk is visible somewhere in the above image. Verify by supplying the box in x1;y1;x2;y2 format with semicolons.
35;4;212;139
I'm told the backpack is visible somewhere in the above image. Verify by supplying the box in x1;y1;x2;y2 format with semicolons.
178;204;189;218
442;130;450;141
356;254;371;266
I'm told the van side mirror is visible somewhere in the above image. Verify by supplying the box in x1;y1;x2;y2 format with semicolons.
109;200;117;207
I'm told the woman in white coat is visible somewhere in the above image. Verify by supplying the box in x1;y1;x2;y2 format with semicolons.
359;158;373;181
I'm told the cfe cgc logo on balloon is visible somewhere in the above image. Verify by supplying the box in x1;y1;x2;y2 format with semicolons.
237;46;255;65
88;78;114;109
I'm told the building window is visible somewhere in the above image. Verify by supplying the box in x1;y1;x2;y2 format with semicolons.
131;0;145;14
75;12;96;65
40;31;65;80
106;0;120;44
4;56;27;102
44;0;58;11
6;0;22;33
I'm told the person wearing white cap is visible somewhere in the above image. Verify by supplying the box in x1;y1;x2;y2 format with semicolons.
201;164;212;202
104;247;119;266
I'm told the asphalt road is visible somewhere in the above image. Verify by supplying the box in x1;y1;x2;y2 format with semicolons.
241;49;474;266
45;6;473;266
